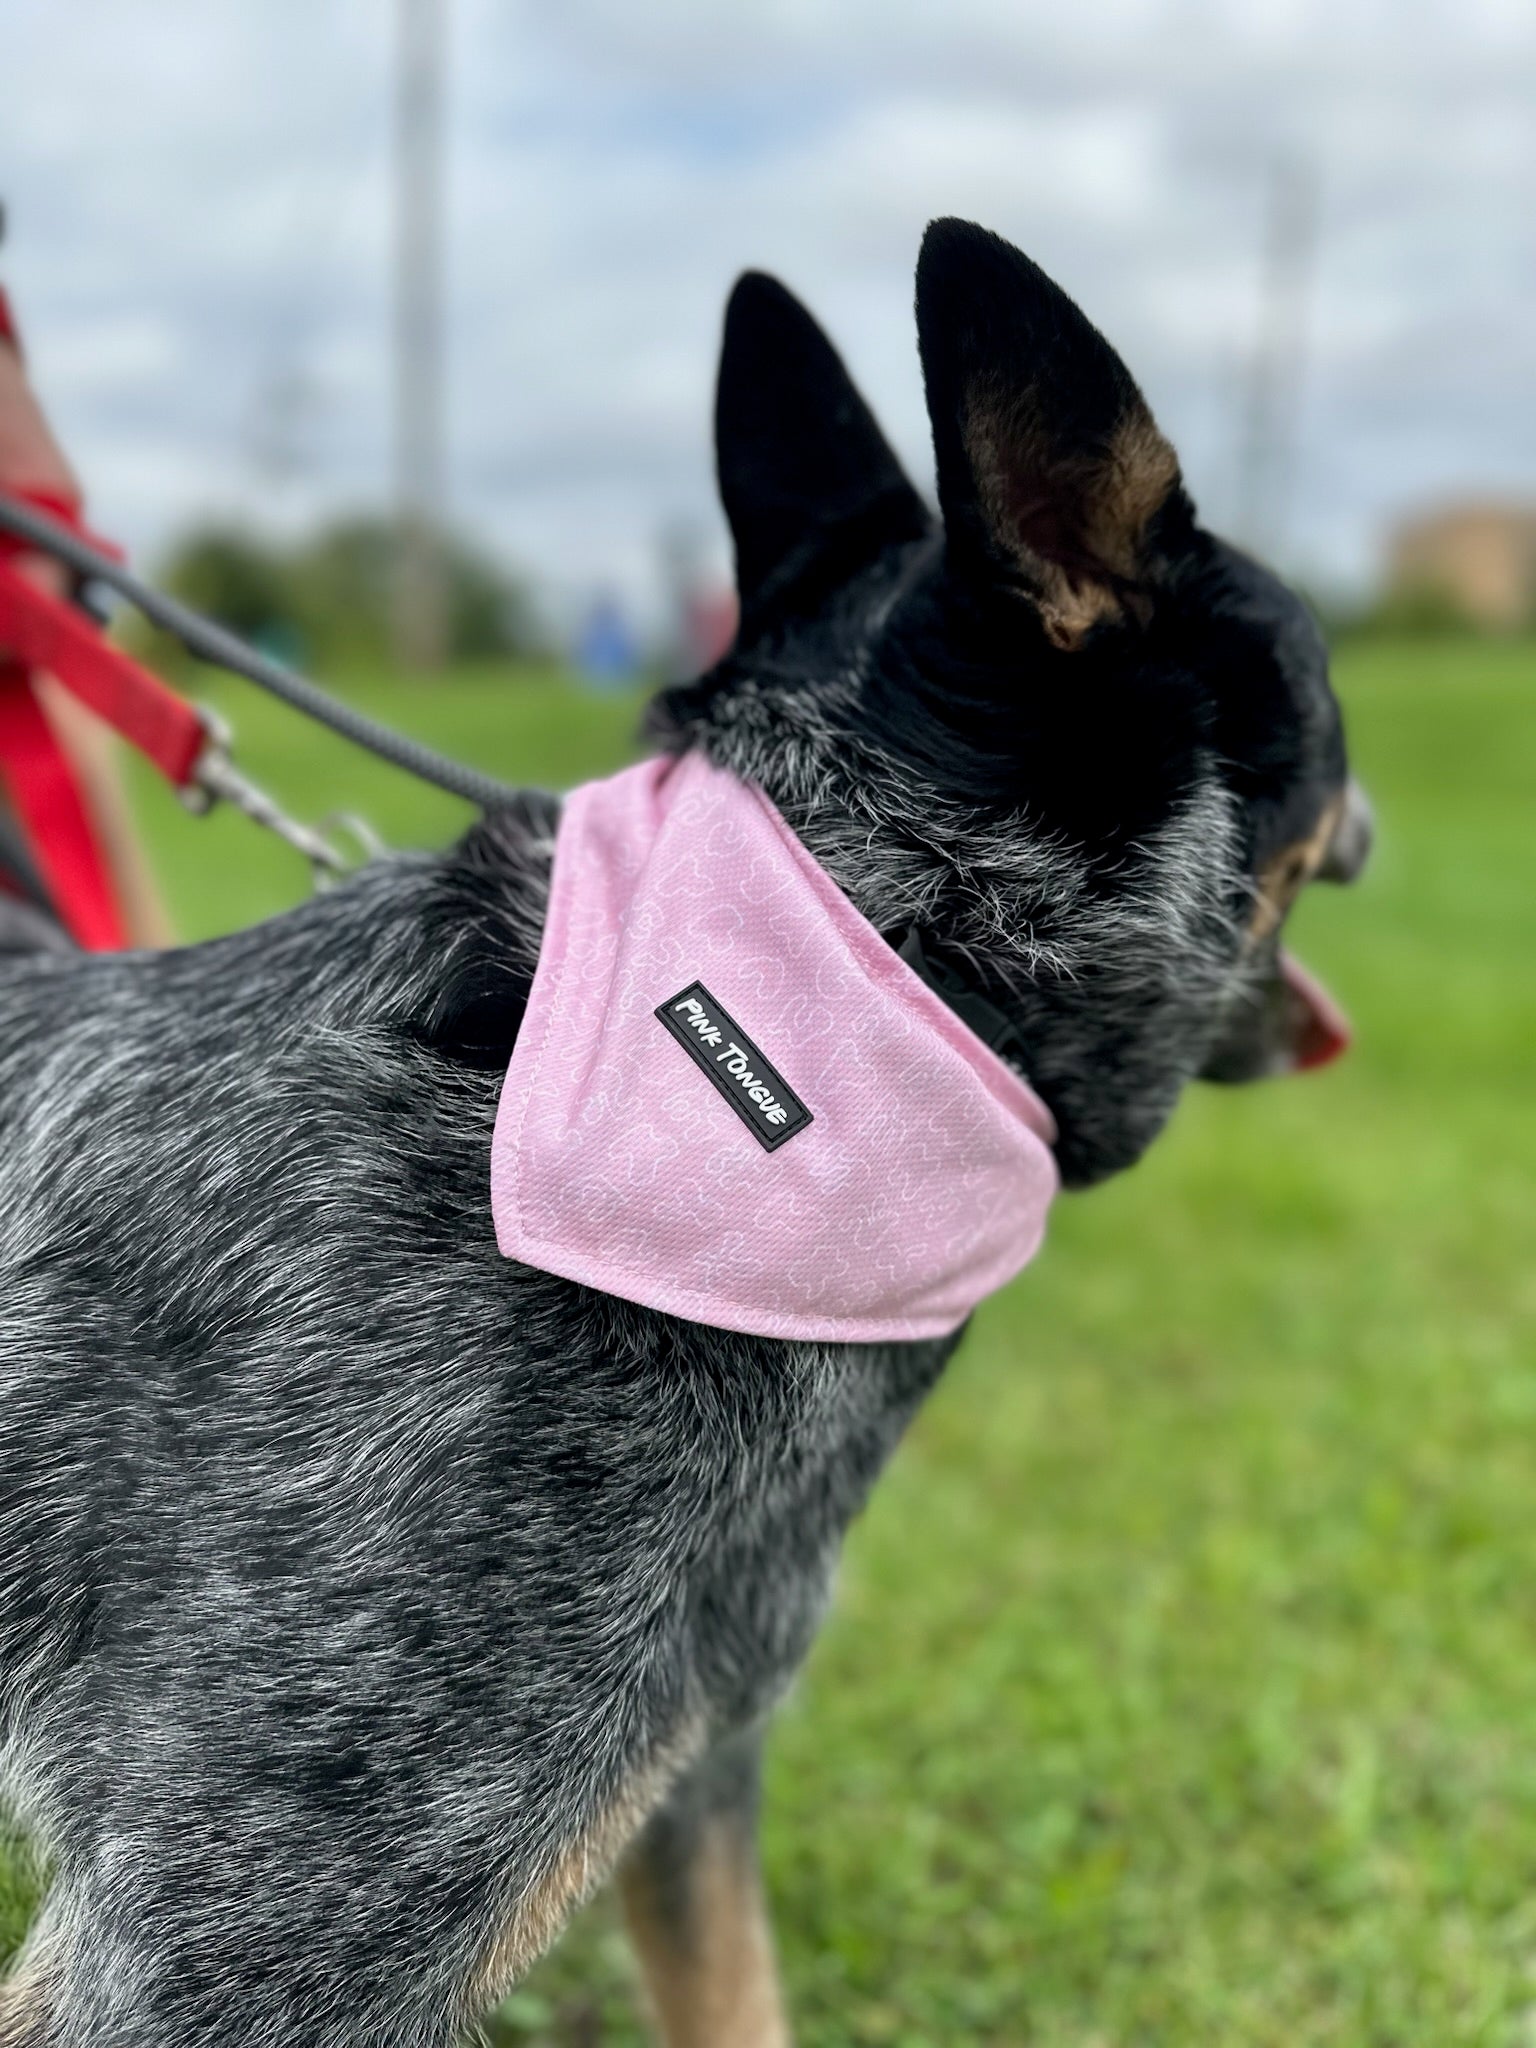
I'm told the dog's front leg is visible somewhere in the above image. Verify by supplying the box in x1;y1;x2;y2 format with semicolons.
619;1728;790;2048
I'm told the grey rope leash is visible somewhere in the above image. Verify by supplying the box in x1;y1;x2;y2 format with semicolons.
0;492;521;813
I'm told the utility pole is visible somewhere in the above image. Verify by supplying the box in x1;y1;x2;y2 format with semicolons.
392;0;448;671
1236;156;1317;567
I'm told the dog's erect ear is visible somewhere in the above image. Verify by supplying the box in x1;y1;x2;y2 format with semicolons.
716;271;931;634
916;218;1182;650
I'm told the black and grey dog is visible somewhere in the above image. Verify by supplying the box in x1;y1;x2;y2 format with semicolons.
0;220;1370;2047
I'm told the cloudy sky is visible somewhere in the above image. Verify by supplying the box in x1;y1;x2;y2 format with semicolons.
5;0;1533;628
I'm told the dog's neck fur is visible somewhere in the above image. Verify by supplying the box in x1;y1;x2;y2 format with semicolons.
675;656;1239;996
645;581;1246;1187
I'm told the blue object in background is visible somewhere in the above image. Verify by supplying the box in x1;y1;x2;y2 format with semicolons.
575;593;641;689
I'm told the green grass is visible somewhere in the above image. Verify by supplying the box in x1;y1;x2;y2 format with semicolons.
5;639;1536;2044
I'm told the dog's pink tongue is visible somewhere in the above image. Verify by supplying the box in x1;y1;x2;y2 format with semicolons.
1280;950;1352;1072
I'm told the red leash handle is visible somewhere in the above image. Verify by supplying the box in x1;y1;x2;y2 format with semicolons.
0;659;128;949
0;485;213;948
0;552;210;788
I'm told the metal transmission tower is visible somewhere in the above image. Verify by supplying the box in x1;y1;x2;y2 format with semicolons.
392;0;448;671
1236;156;1318;568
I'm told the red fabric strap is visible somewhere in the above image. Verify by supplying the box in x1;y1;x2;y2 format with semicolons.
0;655;128;948
0;486;86;536
0;558;207;785
0;488;201;949
0;444;181;950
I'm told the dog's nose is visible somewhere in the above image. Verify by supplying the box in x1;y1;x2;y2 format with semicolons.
1318;778;1373;885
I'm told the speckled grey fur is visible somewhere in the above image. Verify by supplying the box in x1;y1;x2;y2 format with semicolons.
0;788;970;2047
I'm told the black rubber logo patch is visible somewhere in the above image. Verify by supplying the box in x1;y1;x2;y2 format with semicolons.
655;982;814;1152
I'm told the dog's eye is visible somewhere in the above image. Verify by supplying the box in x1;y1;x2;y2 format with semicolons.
1250;818;1330;941
1252;782;1359;938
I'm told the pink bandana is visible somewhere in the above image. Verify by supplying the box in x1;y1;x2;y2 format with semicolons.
490;752;1058;1343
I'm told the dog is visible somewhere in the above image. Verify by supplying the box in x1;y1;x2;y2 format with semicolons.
0;217;1370;2047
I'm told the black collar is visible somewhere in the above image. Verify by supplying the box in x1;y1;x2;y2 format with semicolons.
894;925;1028;1072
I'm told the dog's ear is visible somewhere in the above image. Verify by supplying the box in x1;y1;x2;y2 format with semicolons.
916;218;1183;650
716;271;931;635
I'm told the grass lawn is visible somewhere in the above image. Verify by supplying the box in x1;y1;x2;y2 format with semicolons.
4;637;1535;2044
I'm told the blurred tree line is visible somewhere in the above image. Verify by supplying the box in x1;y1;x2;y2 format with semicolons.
149;518;546;668
1313;585;1529;643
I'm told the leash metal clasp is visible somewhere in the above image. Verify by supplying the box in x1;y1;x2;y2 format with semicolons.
182;710;376;886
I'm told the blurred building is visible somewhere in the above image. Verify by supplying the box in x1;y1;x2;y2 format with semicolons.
1386;502;1536;632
